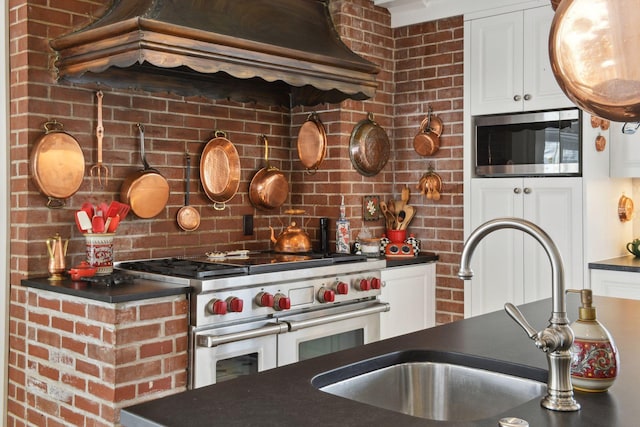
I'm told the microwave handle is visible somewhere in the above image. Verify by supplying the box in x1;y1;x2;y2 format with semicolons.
286;302;390;332
197;323;287;348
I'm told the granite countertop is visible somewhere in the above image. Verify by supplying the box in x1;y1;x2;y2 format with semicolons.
121;295;639;427
21;276;190;303
384;251;438;267
588;255;640;273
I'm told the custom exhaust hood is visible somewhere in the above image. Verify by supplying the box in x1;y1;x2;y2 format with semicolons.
50;0;380;107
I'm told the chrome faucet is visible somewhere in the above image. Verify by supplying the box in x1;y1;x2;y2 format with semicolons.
458;218;580;412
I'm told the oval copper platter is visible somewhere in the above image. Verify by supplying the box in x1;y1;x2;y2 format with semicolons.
200;131;241;209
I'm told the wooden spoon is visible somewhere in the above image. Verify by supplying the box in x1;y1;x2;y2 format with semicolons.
380;201;395;230
399;205;416;230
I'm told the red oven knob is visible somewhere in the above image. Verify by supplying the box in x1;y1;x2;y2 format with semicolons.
334;281;349;295
317;288;335;303
206;299;227;315
255;292;274;308
369;277;381;290
274;293;291;311
226;297;244;313
355;278;371;291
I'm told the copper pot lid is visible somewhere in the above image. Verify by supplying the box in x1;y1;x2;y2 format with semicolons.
550;0;640;121
297;112;327;174
30;120;85;208
200;130;241;209
349;112;390;177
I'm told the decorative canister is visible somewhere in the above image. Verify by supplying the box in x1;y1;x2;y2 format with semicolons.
85;233;115;275
406;234;421;256
379;234;390;255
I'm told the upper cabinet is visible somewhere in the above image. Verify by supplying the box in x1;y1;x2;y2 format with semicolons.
469;6;574;115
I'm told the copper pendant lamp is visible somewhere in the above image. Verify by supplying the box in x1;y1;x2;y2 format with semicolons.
550;0;640;121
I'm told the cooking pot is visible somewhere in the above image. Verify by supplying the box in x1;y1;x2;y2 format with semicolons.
349;113;390;177
120;123;170;219
249;134;289;210
413;113;441;156
269;221;312;253
200;130;241;210
30;120;85;208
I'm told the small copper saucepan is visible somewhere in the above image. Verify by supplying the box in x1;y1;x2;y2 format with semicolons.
413;108;442;156
249;134;289;210
177;153;200;231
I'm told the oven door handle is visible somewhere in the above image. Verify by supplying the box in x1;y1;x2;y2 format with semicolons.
286;302;390;332
196;323;287;348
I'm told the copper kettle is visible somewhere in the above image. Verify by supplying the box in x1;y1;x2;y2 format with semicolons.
269;221;312;253
46;233;68;280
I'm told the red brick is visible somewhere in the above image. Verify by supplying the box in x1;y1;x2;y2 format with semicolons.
139;302;173;320
140;339;173;359
74;395;100;416
61;300;86;317
76;359;100;378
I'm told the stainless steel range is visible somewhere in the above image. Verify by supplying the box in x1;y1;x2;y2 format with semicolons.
117;252;388;389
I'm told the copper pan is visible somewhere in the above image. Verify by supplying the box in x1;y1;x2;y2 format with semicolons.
30;120;85;208
249;135;289;210
120;124;170;219
413;111;441;157
349;112;390;177
200;130;241;211
296;112;327;174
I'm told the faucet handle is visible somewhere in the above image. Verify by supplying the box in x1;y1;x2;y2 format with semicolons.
505;303;538;339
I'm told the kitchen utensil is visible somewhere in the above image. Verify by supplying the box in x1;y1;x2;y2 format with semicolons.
249;134;289;210
395;209;406;230
269;221;312;253
297;111;327;174
90;90;109;188
75;210;93;233
106;214;120;233
618;195;634;222
46;233;68;280
92;212;105;233
349;112;390;176
30;120;85;208
413;107;441;156
177;153;201;231
200;130;241;210
395;186;410;213
379;201;395;230
81;202;95;218
595;134;606;152
120;123;170;218
399;205;416;230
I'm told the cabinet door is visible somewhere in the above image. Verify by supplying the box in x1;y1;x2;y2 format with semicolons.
380;263;435;340
591;269;640;300
522;178;583;302
469;178;525;315
522;7;574;111
470;11;523;115
609;122;640;177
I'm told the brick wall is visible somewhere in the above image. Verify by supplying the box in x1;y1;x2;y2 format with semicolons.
8;288;188;426
392;17;465;323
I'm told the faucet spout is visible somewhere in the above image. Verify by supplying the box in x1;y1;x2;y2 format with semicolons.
458;217;580;412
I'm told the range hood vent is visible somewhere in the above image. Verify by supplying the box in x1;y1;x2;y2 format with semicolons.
50;0;380;106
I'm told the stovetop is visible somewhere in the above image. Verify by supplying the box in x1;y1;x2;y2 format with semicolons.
116;252;370;280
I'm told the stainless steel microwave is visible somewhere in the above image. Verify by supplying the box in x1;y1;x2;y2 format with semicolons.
474;109;581;177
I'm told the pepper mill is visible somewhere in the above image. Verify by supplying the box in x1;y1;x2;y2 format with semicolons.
319;217;330;255
46;233;68;280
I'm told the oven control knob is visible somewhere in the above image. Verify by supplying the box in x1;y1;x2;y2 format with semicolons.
226;297;244;313
318;288;335;303
334;281;349;295
274;293;291;311
255;292;274;308
369;277;381;290
355;278;371;291
206;299;227;315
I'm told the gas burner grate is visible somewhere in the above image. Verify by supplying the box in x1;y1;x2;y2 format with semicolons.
118;258;248;279
82;272;135;287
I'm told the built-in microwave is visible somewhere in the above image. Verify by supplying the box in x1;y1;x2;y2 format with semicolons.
474;109;581;177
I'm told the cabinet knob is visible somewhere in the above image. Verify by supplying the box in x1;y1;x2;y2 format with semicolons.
513;188;522;194
513;95;522;101
523;187;532;194
524;94;532;101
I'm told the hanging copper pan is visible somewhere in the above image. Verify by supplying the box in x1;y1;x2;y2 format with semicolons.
296;112;327;174
349;112;390;177
249;134;289;210
200;130;241;211
120;124;170;219
413;109;441;156
30;120;85;208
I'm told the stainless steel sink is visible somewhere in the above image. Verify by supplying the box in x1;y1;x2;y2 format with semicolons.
312;350;547;422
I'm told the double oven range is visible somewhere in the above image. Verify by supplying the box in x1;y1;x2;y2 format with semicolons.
117;252;388;389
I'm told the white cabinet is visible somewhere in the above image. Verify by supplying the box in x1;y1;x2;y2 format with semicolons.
380;262;435;340
469;6;573;115
609;121;640;177
590;269;640;300
467;177;583;316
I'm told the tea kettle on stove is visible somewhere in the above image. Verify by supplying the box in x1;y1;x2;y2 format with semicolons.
269;221;312;253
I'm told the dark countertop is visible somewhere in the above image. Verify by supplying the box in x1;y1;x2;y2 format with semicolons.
21;276;190;303
384;251;438;267
121;295;639;426
589;255;640;273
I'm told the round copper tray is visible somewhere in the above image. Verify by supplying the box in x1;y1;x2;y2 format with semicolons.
297;112;327;173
